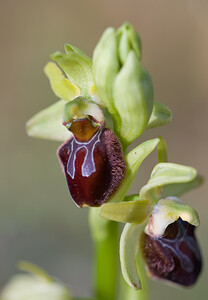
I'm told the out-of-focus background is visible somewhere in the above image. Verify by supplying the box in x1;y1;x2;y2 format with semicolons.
0;0;207;299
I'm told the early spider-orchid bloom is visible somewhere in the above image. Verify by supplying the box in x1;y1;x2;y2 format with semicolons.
57;97;126;207
101;163;202;289
140;198;202;286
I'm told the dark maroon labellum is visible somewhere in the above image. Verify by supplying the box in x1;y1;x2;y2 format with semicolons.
58;117;126;207
140;218;202;286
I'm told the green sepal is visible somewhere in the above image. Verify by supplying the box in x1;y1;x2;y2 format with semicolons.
140;163;197;202
108;138;162;204
44;62;80;101
63;97;104;125
51;51;93;94
113;51;153;145
116;22;142;64
120;223;143;289
26;100;72;141
161;174;203;198
93;27;120;114
146;198;200;237
147;101;172;129
100;195;151;224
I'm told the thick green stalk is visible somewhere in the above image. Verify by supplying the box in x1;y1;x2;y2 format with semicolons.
89;208;119;300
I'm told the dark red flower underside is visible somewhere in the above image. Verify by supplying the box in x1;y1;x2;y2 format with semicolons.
140;218;202;286
58;118;126;207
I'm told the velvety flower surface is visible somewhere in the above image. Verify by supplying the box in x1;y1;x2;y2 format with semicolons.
140;218;202;286
58;117;126;207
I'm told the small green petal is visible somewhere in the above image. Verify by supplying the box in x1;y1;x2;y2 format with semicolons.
26;100;72;141
120;223;143;289
51;51;93;94
140;163;197;202
44;62;80;101
109;138;161;203
100;195;151;224
93;27;120;115
147;101;172;129
113;51;153;145
146;198;200;237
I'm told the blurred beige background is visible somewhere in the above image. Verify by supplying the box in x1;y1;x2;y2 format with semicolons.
0;0;208;299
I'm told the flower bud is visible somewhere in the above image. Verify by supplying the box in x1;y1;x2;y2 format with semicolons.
93;23;153;145
140;218;202;286
58;116;126;207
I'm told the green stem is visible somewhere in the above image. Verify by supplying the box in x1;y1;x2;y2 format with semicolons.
89;208;119;300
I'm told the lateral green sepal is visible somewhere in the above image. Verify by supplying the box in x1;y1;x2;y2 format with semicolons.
26;100;72;141
140;163;197;202
100;195;151;224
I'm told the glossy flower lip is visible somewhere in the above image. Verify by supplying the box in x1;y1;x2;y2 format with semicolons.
58;117;126;207
140;218;202;286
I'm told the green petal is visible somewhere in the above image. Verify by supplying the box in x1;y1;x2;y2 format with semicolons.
147;101;172;129
146;198;200;237
100;195;151;224
93;27;120;115
120;223;143;289
109;138;161;203
44;62;80;101
51;51;93;94
113;51;153;145
140;163;197;202
26;100;72;141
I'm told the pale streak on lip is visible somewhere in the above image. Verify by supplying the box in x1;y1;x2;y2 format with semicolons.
67;129;102;179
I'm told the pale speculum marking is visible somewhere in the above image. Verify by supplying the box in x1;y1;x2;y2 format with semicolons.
67;129;102;179
159;219;199;272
